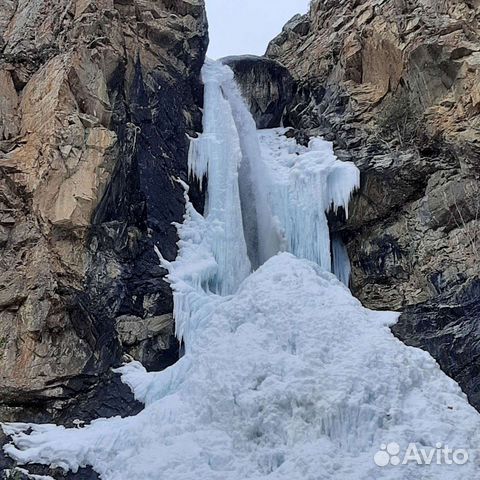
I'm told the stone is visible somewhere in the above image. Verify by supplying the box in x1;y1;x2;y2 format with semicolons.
221;55;294;129
0;71;18;141
267;0;480;409
116;314;178;370
0;0;208;442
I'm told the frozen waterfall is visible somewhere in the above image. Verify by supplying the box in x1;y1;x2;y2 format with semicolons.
187;62;251;296
257;129;359;273
190;60;360;281
3;60;480;480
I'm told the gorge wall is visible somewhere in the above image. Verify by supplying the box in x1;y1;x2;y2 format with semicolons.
1;0;480;477
0;0;208;437
265;0;480;408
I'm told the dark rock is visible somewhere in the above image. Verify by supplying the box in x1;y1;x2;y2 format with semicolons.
393;280;480;410
1;369;142;479
221;55;294;129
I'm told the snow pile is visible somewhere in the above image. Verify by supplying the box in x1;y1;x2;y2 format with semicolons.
3;254;480;479
258;128;360;272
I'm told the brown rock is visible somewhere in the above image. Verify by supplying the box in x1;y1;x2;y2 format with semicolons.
268;0;480;408
0;0;208;420
0;71;18;141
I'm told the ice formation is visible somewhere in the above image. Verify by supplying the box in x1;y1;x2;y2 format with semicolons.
257;128;360;272
191;60;360;274
187;61;251;296
3;60;480;480
332;236;352;287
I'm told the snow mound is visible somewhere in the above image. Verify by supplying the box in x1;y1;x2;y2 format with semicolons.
3;254;479;479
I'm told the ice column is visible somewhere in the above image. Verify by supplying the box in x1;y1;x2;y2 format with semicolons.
219;68;282;268
187;61;251;296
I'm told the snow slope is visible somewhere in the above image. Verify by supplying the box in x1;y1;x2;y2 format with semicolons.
3;254;480;479
3;60;480;480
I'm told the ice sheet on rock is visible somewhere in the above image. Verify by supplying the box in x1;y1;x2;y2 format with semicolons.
187;60;251;296
257;128;360;272
3;254;480;480
159;186;229;349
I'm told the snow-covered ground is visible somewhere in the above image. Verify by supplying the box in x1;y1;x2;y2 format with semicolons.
3;60;480;480
4;254;480;479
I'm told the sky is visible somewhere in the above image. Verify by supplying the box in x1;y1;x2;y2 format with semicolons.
206;0;311;60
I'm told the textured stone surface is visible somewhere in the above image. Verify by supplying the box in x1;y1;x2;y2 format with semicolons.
116;314;178;370
0;0;207;433
222;55;294;129
268;0;480;408
392;279;480;408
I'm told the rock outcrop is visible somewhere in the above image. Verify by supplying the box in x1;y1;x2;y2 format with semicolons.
222;55;294;128
268;0;480;408
0;0;208;432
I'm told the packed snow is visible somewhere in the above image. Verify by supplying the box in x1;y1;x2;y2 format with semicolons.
3;255;480;479
3;60;480;480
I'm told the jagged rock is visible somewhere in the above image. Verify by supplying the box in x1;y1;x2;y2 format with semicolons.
268;0;480;408
392;279;480;407
0;71;18;140
116;314;178;370
221;55;294;128
0;0;207;434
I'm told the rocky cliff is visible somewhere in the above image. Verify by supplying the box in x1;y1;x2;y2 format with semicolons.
0;0;208;439
221;55;294;129
267;0;480;408
1;1;480;477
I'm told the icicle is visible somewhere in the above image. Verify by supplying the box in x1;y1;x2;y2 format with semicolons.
332;236;352;287
257;128;360;272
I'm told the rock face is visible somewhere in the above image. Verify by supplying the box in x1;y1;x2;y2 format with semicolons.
0;0;208;429
268;1;480;408
222;55;294;129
